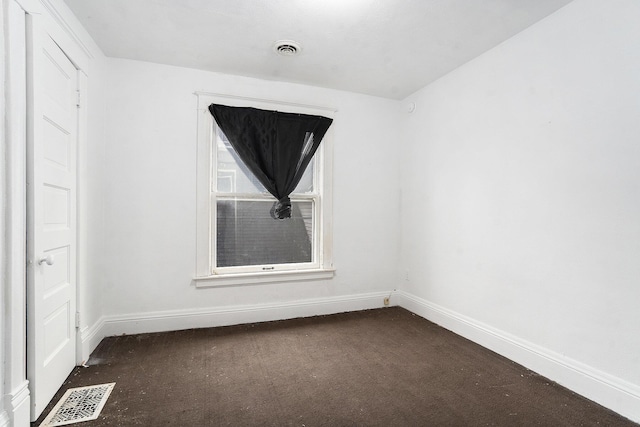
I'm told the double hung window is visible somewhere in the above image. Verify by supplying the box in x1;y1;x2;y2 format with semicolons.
195;94;334;286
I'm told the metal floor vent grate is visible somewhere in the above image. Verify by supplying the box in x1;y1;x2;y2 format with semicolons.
40;383;115;427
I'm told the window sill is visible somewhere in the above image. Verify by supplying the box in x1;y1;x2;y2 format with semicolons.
193;268;336;288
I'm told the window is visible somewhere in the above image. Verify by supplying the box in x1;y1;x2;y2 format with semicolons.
195;93;335;287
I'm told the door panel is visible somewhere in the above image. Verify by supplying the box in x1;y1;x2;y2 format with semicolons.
27;19;78;421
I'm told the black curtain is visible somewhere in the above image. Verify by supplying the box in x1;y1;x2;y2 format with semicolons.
208;104;333;219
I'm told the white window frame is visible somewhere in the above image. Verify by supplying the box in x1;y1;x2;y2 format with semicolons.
194;93;335;287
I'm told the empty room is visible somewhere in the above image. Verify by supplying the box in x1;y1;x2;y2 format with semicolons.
1;0;639;425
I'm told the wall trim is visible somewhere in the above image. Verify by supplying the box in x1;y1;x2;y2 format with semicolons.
79;317;105;363
8;380;30;427
0;411;9;427
99;291;391;338
193;91;337;113
395;290;640;424
38;0;93;59
193;268;336;288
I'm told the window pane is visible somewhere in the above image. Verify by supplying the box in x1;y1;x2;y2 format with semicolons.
216;199;314;268
293;161;313;193
216;127;314;194
216;128;267;194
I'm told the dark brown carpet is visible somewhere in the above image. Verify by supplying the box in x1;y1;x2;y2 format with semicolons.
35;307;636;426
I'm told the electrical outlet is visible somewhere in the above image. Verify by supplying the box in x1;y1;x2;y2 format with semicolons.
383;297;390;306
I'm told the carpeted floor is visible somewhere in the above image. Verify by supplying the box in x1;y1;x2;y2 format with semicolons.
34;307;636;426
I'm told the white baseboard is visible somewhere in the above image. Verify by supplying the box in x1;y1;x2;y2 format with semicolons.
395;290;640;424
98;291;391;339
80;316;106;362
0;411;9;427
8;380;30;427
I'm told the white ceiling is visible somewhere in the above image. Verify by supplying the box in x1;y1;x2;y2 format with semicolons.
63;0;573;100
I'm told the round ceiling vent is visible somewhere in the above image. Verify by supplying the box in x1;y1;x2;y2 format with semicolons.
273;40;302;57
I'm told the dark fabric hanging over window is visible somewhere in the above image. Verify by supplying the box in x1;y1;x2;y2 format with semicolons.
208;104;333;219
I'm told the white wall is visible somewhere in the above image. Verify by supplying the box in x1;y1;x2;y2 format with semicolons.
76;51;108;357
98;58;401;324
400;0;640;421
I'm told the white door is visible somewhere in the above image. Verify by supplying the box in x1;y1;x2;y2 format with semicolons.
26;21;79;421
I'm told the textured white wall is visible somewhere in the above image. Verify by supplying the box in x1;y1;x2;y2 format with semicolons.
99;58;401;316
401;0;640;393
